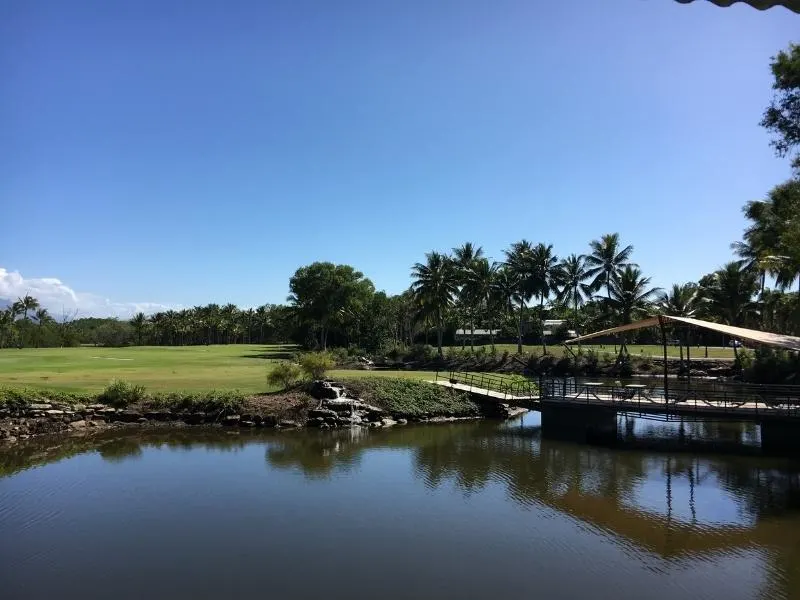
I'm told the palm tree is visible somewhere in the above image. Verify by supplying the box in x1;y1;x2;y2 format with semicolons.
504;239;535;354
659;283;699;317
33;308;52;348
463;258;499;350
0;309;13;349
411;252;458;356
16;294;39;322
658;283;700;363
555;254;592;325
529;243;559;353
452;242;484;350
606;266;661;355
699;262;760;327
130;312;147;346
585;233;635;298
607;267;661;325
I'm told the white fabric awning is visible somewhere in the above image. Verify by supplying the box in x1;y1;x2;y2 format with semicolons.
565;315;800;352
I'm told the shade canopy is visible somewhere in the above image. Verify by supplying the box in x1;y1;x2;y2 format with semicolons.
565;315;800;352
675;0;800;12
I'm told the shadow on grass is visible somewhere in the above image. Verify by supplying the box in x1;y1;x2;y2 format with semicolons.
240;346;301;361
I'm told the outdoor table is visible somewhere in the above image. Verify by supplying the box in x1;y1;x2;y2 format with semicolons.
580;382;604;401
624;384;650;403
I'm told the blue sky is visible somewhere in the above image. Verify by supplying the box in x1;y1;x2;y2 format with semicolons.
1;0;797;316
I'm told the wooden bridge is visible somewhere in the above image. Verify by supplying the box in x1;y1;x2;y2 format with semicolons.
432;371;800;454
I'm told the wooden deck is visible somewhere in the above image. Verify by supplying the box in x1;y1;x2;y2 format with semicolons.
432;379;800;422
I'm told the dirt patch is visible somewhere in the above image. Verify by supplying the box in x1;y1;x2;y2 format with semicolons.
242;390;317;421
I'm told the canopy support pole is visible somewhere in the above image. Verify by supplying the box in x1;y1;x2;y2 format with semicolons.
659;315;669;406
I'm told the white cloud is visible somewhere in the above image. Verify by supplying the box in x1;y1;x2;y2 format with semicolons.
0;268;178;319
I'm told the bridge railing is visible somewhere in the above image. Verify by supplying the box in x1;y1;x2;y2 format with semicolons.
436;371;538;400
537;377;800;419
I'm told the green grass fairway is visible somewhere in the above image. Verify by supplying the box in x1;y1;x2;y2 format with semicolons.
0;345;440;394
444;343;736;359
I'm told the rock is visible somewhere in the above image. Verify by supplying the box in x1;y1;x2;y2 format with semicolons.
278;420;299;428
396;418;408;425
309;380;341;400
240;420;256;427
381;417;397;427
308;408;338;420
222;415;241;425
261;415;278;427
45;409;64;416
338;416;353;425
185;412;206;424
145;410;173;421
87;404;106;410
29;403;53;410
116;410;143;423
319;423;330;430
99;407;117;414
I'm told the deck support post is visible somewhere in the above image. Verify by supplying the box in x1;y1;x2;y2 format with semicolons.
659;315;669;408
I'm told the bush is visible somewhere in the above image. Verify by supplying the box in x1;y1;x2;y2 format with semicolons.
99;379;147;408
328;347;350;364
298;352;335;380
268;362;302;389
405;344;435;362
743;347;799;383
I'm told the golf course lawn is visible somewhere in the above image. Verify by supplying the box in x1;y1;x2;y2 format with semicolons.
0;345;441;394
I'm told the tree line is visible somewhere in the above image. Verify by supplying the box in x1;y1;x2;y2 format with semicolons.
1;43;798;353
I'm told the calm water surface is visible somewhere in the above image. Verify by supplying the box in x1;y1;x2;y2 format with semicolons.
1;416;799;600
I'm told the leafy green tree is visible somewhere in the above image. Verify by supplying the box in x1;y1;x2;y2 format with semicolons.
288;262;375;350
761;43;800;170
585;233;635;298
410;252;458;356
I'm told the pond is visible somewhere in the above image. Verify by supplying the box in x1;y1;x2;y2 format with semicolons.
1;417;799;600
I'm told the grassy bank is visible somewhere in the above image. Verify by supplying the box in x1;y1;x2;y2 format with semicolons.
341;377;479;418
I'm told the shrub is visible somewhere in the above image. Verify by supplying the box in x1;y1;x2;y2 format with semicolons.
268;361;302;389
405;344;435;362
99;379;147;408
298;352;335;380
328;347;349;364
475;346;487;358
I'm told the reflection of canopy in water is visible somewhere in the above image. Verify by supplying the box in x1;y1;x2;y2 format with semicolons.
565;315;800;353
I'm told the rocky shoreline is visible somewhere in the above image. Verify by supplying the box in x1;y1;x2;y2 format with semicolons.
0;380;524;445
